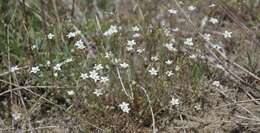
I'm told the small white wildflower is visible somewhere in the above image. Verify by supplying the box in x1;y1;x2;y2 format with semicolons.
175;65;180;71
170;97;180;106
12;113;21;121
105;51;113;58
31;45;37;50
46;61;51;66
94;88;104;96
212;44;222;49
189;54;197;59
194;104;201;111
80;73;89;80
168;9;178;14
223;31;232;38
67;90;75;96
47;33;54;40
171;38;176;43
137;48;145;54
64;58;73;63
104;25;118;36
209;4;216;7
66;32;76;38
30;66;40;73
165;60;173;65
184;38;194;46
54;72;58;77
89;70;100;82
148;67;159;76
119;102;130;113
75;40;86;49
133;33;141;38
127;40;136;47
53;63;62;71
100;76;109;84
120;62;129;69
164;43;177;52
172;28;179;32
126;46;134;51
10;66;19;72
166;70;174;77
132;26;140;32
204;33;211;41
212;81;221;87
151;56;159;62
94;64;104;71
188;5;196;11
209;17;219;24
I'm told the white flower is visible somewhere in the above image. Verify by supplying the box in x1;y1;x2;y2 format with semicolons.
53;64;62;71
212;81;221;87
132;26;140;32
47;33;54;40
204;33;211;41
175;65;180;71
12;112;21;120
194;104;201;111
184;38;194;46
126;46;134;51
80;73;89;80
166;70;174;77
188;5;196;11
64;58;73;63
119;102;130;113
151;56;159;62
75;40;86;49
126;40;136;51
10;66;19;72
209;4;216;7
164;43;177;52
170;97;179;106
66;32;76;38
223;31;232;38
46;61;51;66
165;60;173;65
120;62;129;69
168;9;178;14
171;38;176;43
67;90;75;96
94;88;104;96
30;66;40;73
137;48;145;54
105;51;113;58
31;45;37;50
148;67;159;76
212;44;222;49
100;76;109;84
209;17;218;24
54;72;58;77
89;70;100;82
133;33;141;38
189;54;197;59
94;64;104;71
104;25;118;36
127;40;136;47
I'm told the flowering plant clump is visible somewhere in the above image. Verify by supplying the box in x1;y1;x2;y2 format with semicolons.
1;0;257;132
